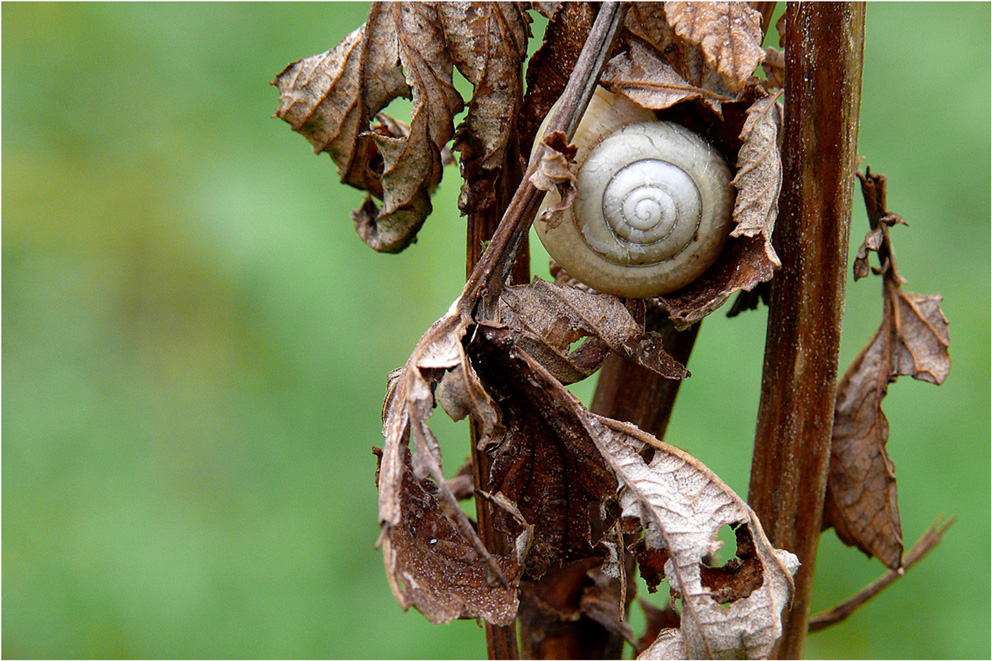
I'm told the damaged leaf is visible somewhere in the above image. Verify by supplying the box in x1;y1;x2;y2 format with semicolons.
826;280;951;569
664;2;766;94
477;327;798;658
623;3;734;97
274;3;463;252
595;416;799;659
378;313;517;623
375;446;519;625
825;169;951;570
497;278;689;384
438;3;530;215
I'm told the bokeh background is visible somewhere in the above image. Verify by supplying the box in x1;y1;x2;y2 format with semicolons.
3;3;989;659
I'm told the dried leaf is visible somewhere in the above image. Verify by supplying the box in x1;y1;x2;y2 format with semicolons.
826;280;951;569
376;447;519;625
624;4;734;97
438;3;530;215
274;4;463;252
853;227;884;281
378;313;516;623
529;132;578;224
730;91;783;239
602;41;730;115
470;326;619;577
826;169;951;569
472;325;798;658
498;278;689;384
596;416;799;659
664;2;765;94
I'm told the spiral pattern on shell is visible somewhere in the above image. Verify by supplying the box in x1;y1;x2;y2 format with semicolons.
535;88;735;298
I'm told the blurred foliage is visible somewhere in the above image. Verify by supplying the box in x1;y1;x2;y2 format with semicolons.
2;3;988;659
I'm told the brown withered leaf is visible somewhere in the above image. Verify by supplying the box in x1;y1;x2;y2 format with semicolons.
826;279;951;570
601;41;730;115
378;313;517;623
274;4;462;253
470;325;619;578
497;278;689;384
375;447;519;625
438;3;530;215
731;91;783;239
655;86;781;327
529;132;578;225
477;332;798;658
664;2;766;94
623;4;734;98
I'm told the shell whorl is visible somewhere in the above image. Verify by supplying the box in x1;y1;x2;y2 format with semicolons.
535;88;734;298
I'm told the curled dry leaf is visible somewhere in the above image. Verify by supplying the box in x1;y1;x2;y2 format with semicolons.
664;1;766;94
378;313;518;624
623;3;733;97
438;3;530;215
475;327;798;658
497;278;689;384
274;3;462;253
529;132;579;225
826;169;951;570
601;41;730;116
731;91;783;239
826;280;951;570
375;446;519;625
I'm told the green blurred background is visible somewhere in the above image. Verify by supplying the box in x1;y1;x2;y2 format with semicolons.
3;3;989;658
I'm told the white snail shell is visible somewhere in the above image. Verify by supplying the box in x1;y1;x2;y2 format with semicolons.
534;88;735;298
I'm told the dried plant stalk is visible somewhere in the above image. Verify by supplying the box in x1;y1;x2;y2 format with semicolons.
747;3;866;658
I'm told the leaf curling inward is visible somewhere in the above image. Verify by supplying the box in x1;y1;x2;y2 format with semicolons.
663;1;766;94
471;324;798;658
378;313;516;624
825;279;951;570
497;278;689;384
274;4;463;253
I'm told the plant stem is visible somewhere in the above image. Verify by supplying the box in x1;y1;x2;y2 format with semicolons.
746;3;865;658
464;4;629;657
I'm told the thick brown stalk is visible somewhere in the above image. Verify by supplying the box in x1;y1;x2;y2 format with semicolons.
467;120;529;661
746;3;865;659
464;4;629;658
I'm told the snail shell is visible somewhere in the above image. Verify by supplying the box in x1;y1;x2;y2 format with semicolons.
534;88;735;298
